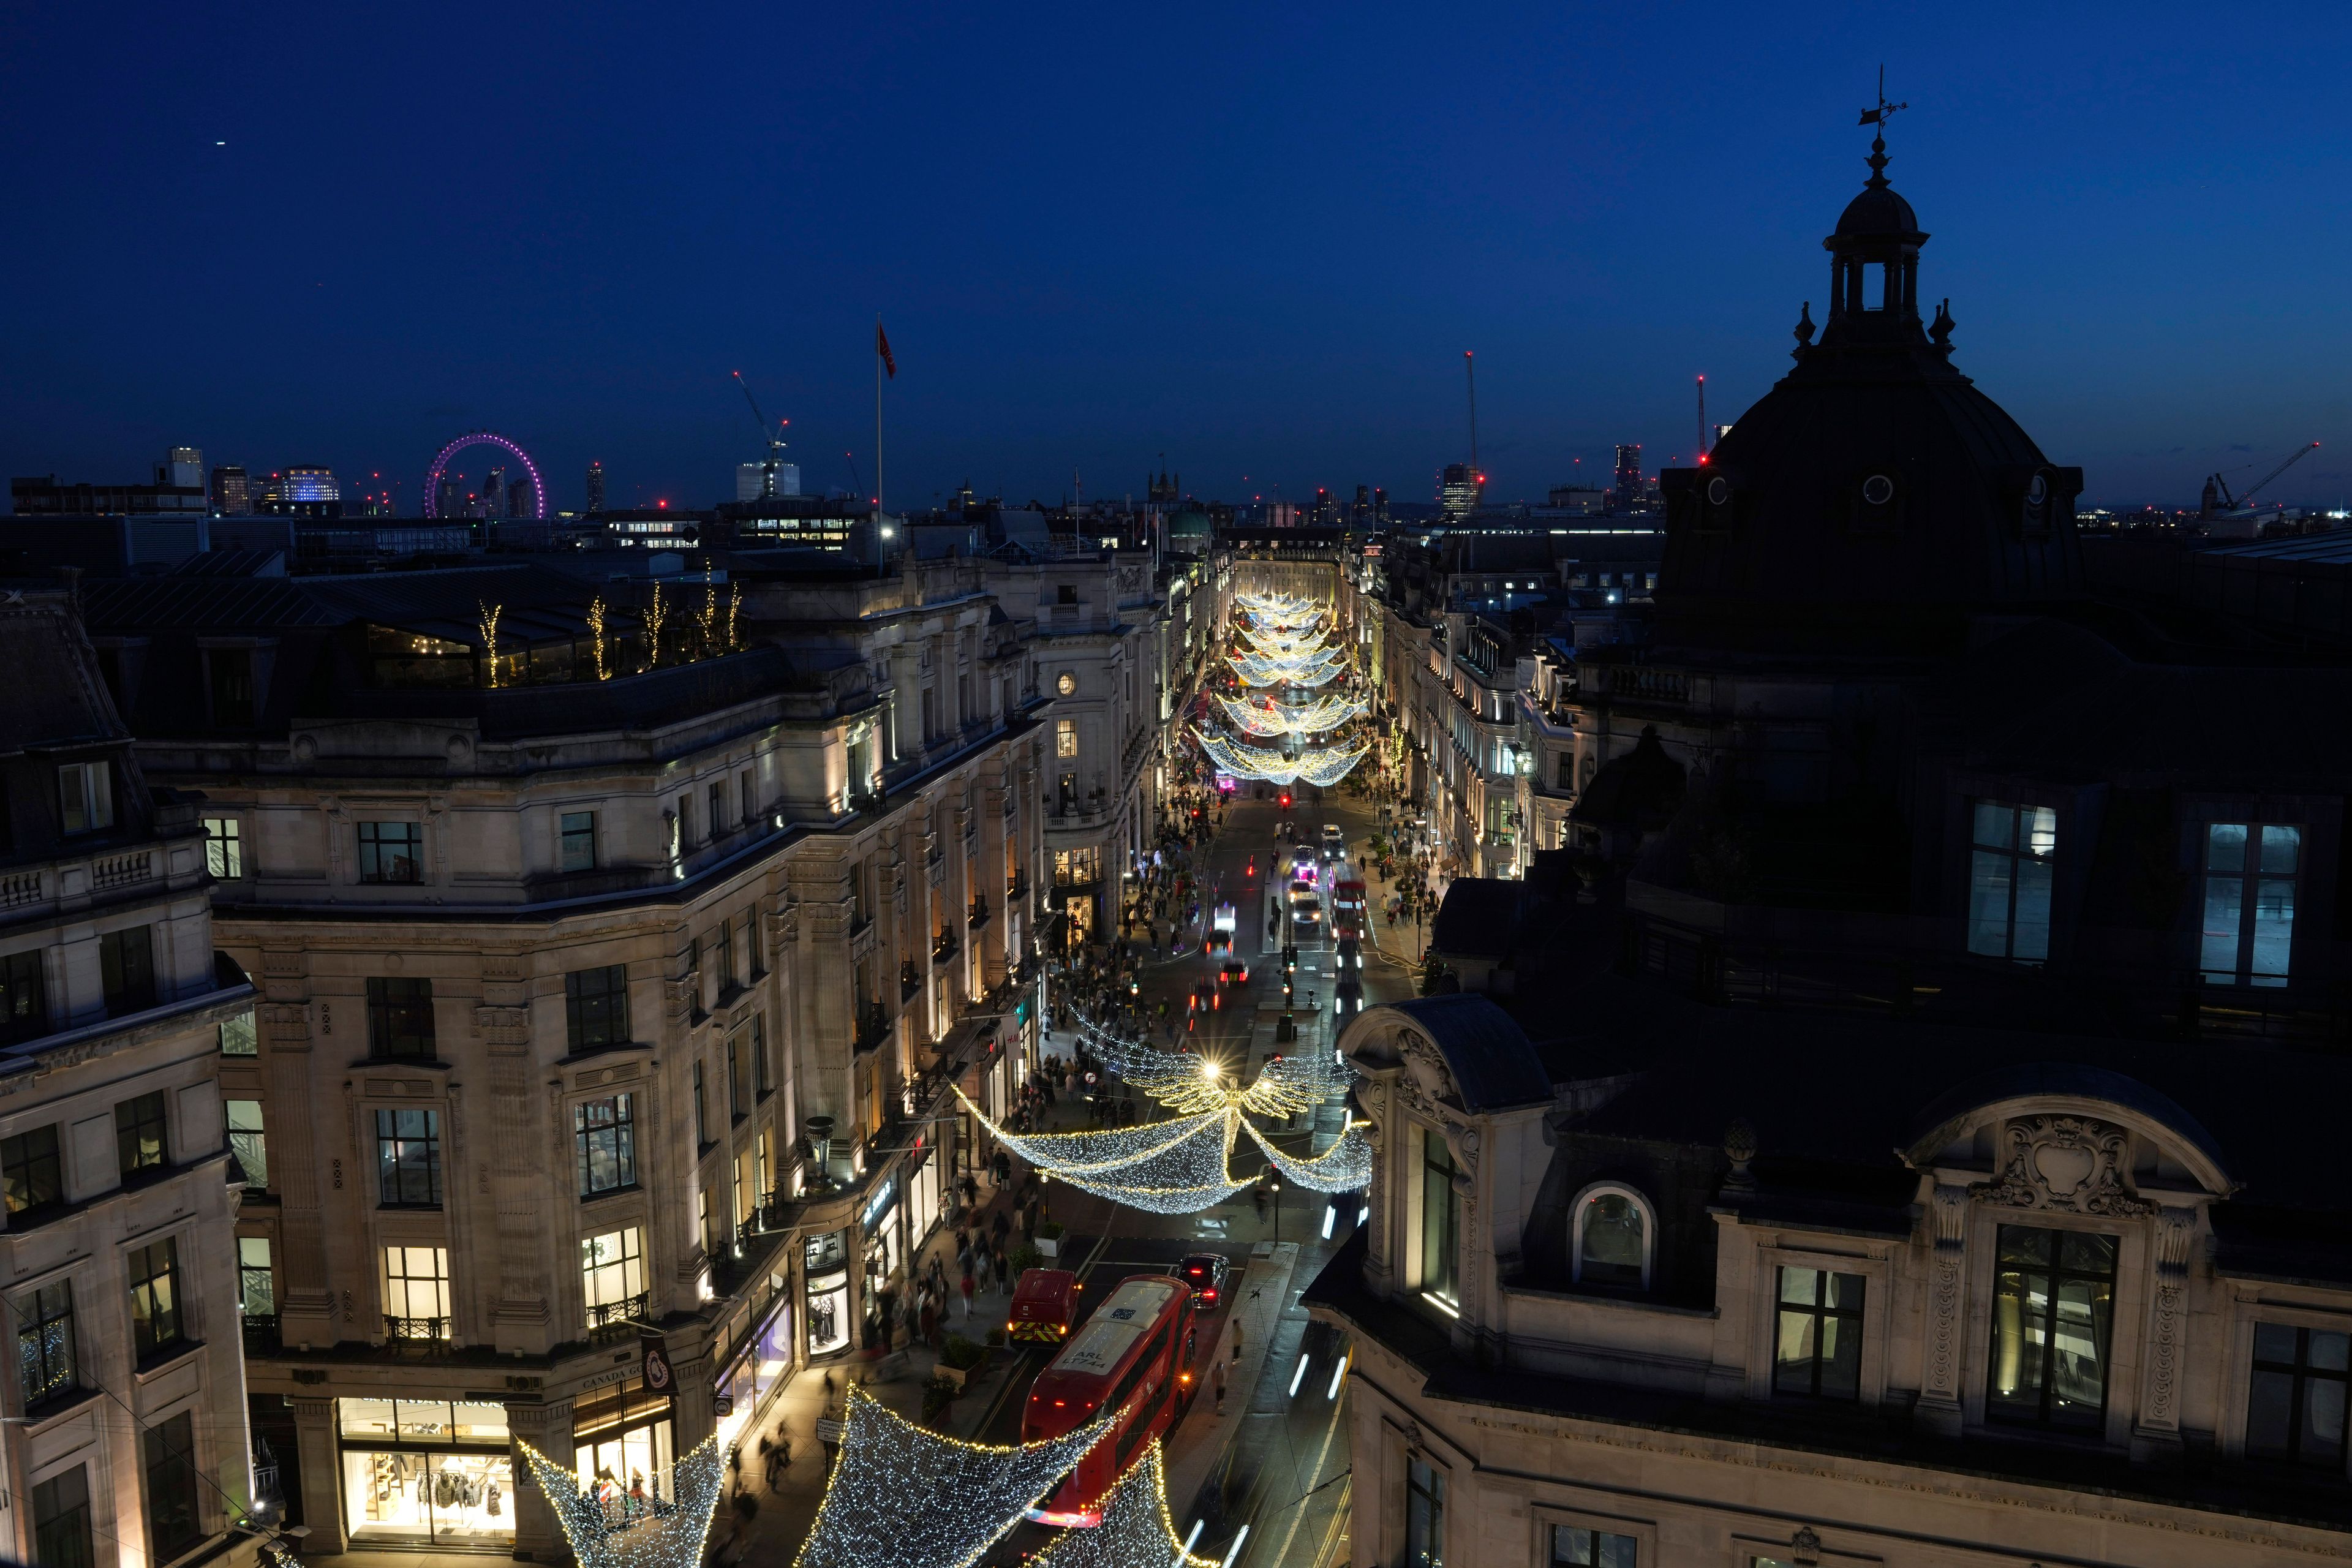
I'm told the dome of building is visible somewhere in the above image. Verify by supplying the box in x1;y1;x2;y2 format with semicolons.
1654;146;2084;652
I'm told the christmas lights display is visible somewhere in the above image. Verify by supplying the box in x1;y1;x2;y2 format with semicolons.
1235;623;1333;659
792;1387;1114;1568
1226;647;1345;688
1235;590;1320;621
1243;1117;1374;1193
973;1103;1227;1171
1029;1443;1218;1568
518;1436;726;1568
1212;692;1365;737
1194;726;1370;786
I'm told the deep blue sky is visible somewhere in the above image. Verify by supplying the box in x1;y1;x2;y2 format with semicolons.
9;2;2352;514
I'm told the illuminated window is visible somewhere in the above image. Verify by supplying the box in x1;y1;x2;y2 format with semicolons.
1988;1225;2115;1430
1055;719;1078;758
2201;823;2300;987
1573;1185;1650;1289
383;1246;451;1336
582;1227;646;1327
1967;801;2056;962
1420;1128;1458;1308
574;1095;637;1196
203;816;243;878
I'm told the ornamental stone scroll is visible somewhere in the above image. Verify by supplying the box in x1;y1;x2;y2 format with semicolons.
1971;1114;2158;1218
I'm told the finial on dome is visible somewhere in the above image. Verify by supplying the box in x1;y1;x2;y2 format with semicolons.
1792;301;1815;359
1929;297;1955;352
1857;66;1909;191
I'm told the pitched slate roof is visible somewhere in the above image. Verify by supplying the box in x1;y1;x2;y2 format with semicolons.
1382;994;1552;1112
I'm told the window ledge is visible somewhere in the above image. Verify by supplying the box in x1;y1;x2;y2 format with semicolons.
579;1184;643;1205
375;1202;446;1213
134;1338;205;1379
21;1385;101;1430
351;1057;452;1072
556;1039;653;1068
1498;1279;1719;1319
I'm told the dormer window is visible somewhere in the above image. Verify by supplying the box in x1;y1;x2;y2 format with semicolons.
58;761;113;837
2200;823;2299;987
1967;801;2056;963
1572;1183;1653;1290
1988;1225;2116;1430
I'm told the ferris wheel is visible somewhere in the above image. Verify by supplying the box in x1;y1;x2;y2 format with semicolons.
423;430;549;519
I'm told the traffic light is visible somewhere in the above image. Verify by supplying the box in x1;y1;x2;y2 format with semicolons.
1280;791;1292;810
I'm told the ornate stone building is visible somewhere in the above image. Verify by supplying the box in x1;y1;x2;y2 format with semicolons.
0;594;260;1568
1310;138;2352;1566
80;549;1055;1557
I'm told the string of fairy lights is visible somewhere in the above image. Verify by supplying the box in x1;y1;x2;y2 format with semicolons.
518;1436;727;1568
793;1389;1116;1568
1211;692;1365;737
1200;592;1369;780
1029;1444;1219;1568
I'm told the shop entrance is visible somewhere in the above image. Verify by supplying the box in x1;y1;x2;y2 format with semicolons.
571;1376;676;1523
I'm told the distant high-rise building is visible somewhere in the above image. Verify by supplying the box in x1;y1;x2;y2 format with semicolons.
507;473;535;517
159;447;204;489
737;462;801;502
211;465;249;515
1439;462;1482;521
585;461;606;512
437;474;462;516
1612;444;1643;507
483;467;506;518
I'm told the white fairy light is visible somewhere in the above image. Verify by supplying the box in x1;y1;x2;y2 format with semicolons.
1029;1443;1218;1568
1211;693;1365;737
792;1387;1114;1568
518;1436;726;1568
957;1092;1226;1172
1194;727;1370;786
1242;1118;1373;1193
1226;648;1344;687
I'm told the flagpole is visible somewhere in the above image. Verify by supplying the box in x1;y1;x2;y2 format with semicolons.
874;313;884;568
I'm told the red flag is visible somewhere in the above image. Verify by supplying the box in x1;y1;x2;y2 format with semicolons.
876;322;896;379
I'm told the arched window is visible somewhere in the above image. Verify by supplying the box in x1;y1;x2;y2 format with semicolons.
1572;1183;1654;1290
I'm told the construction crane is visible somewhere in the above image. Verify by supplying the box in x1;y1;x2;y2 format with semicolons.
2202;441;2319;518
730;371;791;500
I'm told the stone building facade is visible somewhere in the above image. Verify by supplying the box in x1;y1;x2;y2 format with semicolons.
0;595;261;1568
81;550;1058;1558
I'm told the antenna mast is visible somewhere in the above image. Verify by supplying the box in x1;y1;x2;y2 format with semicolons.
1464;351;1479;478
1697;374;1708;459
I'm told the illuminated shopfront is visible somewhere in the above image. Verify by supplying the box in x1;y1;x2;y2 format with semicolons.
570;1375;674;1509
714;1290;794;1455
804;1231;852;1358
861;1177;902;1298
338;1400;514;1547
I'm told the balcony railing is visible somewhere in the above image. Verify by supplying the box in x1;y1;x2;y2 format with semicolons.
1;872;41;910
384;1314;450;1345
1007;870;1029;900
585;1293;650;1341
968;895;990;929
933;930;959;963
856;1001;891;1052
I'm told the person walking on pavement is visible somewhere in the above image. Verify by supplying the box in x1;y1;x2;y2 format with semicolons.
959;1265;975;1319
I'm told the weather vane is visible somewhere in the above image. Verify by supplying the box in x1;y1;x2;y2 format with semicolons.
1858;65;1907;187
1859;64;1907;138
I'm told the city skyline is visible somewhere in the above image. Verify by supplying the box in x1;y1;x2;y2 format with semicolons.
8;4;2352;512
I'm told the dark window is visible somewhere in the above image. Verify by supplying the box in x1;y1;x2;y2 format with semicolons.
143;1409;203;1562
356;821;423;884
726;1033;744;1121
753;1012;771;1096
209;647;255;727
2248;1323;2350;1470
100;927;156;1017
375;1109;442;1207
1988;1225;2116;1430
17;1280;75;1408
1406;1456;1444;1568
127;1238;184;1359
0;949;45;1047
33;1466;94;1568
2;1125;63;1217
739;769;755;825
708;782;726;835
1577;1191;1646;1289
693;1061;709;1148
713;919;734;994
1774;1268;1864;1398
676;794;693;847
574;1095;638;1197
1551;1526;1636;1566
564;965;631;1052
115;1091;167;1177
1057;584;1077;605
58;761;113;836
365;976;436;1059
559;812;597;873
1420;1128;1458;1307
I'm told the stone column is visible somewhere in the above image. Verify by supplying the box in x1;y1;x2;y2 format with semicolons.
507;1399;571;1564
291;1396;345;1553
1915;1182;1970;1438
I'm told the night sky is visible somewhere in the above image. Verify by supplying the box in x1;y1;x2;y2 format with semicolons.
8;2;2352;514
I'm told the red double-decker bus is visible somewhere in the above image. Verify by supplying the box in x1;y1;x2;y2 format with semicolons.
1332;878;1367;940
1021;1274;1197;1526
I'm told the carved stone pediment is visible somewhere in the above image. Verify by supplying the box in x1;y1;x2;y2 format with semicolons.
1972;1115;2157;1217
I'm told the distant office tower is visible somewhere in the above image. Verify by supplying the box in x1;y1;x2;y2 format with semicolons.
437;475;462;516
1439;463;1481;521
737;461;801;500
210;465;249;514
483;467;506;517
585;461;607;512
159;447;204;489
1612;445;1643;505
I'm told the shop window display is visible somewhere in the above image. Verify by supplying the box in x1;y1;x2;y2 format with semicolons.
805;1230;851;1357
339;1399;513;1545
